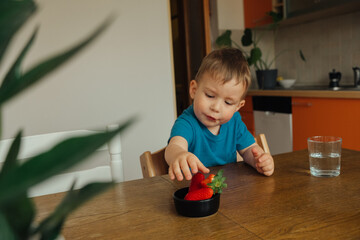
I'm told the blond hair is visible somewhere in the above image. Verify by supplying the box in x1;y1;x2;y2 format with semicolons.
195;48;251;99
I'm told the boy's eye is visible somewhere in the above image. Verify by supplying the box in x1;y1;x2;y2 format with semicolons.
225;101;233;105
205;93;214;98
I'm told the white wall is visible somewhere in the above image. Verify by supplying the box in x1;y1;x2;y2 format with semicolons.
1;0;176;180
217;0;244;30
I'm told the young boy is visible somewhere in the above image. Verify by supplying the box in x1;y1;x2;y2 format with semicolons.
165;48;274;181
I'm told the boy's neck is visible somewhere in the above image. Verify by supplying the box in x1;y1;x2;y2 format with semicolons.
207;125;220;135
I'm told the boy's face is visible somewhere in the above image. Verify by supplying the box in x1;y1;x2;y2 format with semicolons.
189;72;246;134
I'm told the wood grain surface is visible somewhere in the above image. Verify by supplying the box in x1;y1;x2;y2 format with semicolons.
34;149;360;239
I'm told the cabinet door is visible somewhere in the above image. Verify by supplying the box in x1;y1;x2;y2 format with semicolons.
292;97;360;151
243;0;273;28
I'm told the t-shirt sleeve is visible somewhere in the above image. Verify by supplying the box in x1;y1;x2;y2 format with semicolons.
168;116;194;146
235;113;255;150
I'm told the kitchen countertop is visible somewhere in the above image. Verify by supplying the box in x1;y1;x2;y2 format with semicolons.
248;88;360;99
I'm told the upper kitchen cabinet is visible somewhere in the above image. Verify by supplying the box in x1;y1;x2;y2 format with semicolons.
242;0;360;29
292;97;360;151
281;0;360;27
243;0;275;28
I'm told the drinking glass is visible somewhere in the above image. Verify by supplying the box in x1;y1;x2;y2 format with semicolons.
307;136;342;177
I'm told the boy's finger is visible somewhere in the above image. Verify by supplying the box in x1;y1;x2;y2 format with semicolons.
188;161;198;174
168;166;175;180
172;164;184;181
262;164;273;172
257;158;270;167
197;161;210;174
256;166;264;174
180;160;192;180
263;169;274;176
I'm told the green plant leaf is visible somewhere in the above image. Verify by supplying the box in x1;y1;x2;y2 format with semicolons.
0;0;37;65
215;30;232;48
34;182;114;240
0;131;36;239
267;11;282;24
0;213;16;240
241;28;253;47
0;15;114;106
1;26;38;90
248;47;262;66
0;116;136;204
0;131;22;177
1;194;35;240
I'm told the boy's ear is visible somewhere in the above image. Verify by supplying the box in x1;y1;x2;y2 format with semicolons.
236;99;246;111
189;80;197;99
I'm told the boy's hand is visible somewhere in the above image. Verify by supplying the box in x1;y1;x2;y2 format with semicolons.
168;152;210;181
252;147;274;176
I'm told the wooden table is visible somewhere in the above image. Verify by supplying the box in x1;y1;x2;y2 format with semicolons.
34;149;360;239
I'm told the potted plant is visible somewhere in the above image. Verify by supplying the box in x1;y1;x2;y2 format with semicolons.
216;12;305;89
0;0;135;239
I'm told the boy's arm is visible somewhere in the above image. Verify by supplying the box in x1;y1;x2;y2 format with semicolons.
165;136;209;181
239;143;274;176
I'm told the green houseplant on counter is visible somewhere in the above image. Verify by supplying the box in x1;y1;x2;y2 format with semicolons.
216;12;305;89
0;0;135;239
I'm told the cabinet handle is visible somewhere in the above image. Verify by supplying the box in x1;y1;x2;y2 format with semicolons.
292;102;312;107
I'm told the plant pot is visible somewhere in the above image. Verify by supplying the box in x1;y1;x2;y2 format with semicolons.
256;69;278;89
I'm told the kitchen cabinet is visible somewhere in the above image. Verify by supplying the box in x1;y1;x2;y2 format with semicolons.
243;0;274;28
239;96;255;135
281;0;360;27
292;97;360;151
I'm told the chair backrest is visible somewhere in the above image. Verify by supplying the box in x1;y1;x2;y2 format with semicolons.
106;124;124;183
255;133;270;154
0;125;123;197
140;134;270;178
140;148;167;178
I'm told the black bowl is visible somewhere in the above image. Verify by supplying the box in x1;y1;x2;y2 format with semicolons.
173;187;220;217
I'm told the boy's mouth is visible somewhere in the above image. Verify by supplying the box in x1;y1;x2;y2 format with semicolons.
206;115;216;122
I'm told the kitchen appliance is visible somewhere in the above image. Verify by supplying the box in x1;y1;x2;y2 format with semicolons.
253;96;292;155
353;67;360;87
329;69;341;89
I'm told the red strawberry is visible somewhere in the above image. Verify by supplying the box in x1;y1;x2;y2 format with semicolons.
189;172;205;192
200;174;215;188
184;187;214;201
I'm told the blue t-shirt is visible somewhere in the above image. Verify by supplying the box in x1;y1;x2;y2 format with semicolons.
169;105;255;167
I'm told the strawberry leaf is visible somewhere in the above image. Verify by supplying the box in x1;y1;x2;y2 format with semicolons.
208;169;227;194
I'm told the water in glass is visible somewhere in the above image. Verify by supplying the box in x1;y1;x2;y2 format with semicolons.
309;152;340;177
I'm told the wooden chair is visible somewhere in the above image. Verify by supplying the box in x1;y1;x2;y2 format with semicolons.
255;133;270;154
0;125;123;197
140;148;167;178
140;133;270;178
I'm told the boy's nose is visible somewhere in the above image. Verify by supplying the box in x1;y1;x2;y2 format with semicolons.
210;101;220;112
